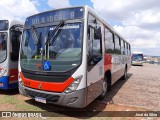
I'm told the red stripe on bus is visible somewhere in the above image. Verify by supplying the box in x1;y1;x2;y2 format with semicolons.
104;54;112;72
20;72;74;92
9;68;18;81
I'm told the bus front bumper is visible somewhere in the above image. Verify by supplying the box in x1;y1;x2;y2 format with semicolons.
19;82;87;108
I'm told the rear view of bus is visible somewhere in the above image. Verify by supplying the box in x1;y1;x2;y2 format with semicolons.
0;20;23;89
131;52;144;66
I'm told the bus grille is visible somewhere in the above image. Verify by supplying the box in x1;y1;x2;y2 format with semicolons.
25;89;60;103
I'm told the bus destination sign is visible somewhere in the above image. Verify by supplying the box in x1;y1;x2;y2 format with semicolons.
25;7;84;27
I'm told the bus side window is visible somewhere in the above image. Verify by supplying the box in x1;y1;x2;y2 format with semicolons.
125;43;128;55
88;26;102;55
121;39;125;55
10;30;22;61
87;14;102;66
105;28;114;54
114;34;121;55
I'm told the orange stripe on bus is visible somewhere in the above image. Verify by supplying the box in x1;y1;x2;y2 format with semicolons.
20;72;74;92
9;68;18;81
104;53;112;72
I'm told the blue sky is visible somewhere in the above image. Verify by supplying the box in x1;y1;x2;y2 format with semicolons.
70;0;93;7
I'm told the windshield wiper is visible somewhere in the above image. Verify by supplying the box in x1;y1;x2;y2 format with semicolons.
31;25;39;45
45;20;64;45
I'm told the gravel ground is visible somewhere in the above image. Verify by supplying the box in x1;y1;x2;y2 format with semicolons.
103;63;160;111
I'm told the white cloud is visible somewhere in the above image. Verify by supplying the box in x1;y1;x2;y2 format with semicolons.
0;0;39;21
91;0;160;56
47;0;70;9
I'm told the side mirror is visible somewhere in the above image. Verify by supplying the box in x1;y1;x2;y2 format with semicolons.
94;27;101;39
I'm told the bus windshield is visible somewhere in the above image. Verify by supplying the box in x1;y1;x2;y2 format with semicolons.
0;32;7;63
132;54;143;61
20;22;83;72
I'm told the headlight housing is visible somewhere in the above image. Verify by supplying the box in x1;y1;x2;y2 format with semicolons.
18;73;24;86
64;75;83;94
0;68;7;78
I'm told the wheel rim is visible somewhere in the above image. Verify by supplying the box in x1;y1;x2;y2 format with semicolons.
102;79;107;96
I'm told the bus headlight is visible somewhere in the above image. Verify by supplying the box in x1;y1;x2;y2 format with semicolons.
64;75;83;94
0;68;7;78
18;73;24;86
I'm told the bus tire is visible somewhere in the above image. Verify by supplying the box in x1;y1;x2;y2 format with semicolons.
122;66;127;80
98;76;108;100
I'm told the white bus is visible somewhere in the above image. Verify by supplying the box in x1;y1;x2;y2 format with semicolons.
0;20;23;89
131;52;143;66
19;6;131;108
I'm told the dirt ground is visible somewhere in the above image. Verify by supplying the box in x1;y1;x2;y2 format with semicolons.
102;63;160;111
0;63;159;120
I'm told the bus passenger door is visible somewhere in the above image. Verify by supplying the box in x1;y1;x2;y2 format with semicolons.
86;14;104;105
9;26;22;85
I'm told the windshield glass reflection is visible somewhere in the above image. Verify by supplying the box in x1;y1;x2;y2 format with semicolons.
0;32;7;63
20;23;83;72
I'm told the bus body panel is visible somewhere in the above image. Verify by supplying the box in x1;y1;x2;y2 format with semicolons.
0;53;9;89
85;8;105;105
0;63;18;89
104;54;112;72
0;76;9;89
19;53;88;107
19;81;87;108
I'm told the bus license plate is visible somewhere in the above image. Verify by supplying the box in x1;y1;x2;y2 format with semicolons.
35;97;46;104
